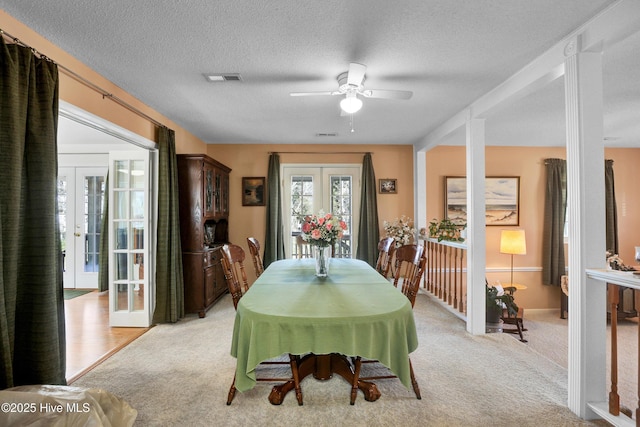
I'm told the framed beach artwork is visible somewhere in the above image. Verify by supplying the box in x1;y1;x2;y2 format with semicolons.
444;176;520;226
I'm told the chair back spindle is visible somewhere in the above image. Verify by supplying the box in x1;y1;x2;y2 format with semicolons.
221;244;251;309
375;237;395;278
246;237;264;278
393;244;425;307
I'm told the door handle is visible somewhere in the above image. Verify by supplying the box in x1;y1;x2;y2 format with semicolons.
74;232;81;237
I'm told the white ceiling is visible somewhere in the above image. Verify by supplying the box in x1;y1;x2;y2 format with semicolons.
3;0;639;148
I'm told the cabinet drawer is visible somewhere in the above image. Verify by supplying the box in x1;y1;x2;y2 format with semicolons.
203;251;213;268
203;248;222;268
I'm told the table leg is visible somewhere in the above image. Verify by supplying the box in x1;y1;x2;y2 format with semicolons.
268;353;381;405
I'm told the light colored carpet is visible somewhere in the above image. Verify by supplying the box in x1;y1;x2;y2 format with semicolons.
72;292;608;426
524;308;638;418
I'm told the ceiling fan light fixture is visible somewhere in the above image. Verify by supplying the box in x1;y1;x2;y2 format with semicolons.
340;94;363;114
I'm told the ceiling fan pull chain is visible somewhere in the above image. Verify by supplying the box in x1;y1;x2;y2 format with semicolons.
350;114;355;133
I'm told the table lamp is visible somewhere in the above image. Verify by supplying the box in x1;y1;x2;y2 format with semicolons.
500;229;527;286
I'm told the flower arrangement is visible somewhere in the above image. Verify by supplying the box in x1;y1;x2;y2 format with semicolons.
301;211;348;247
383;216;417;248
428;218;466;242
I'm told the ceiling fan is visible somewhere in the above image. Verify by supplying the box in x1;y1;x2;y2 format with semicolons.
290;63;413;114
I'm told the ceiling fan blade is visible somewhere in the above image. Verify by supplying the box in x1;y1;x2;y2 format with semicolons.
347;63;367;86
289;91;339;97
361;89;413;100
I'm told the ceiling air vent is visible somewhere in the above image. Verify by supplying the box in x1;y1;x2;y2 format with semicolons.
316;133;338;137
204;73;242;82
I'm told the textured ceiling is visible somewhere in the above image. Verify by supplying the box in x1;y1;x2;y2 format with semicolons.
3;0;638;148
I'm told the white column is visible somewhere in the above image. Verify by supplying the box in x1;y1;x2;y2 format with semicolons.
465;113;487;335
414;147;427;234
564;37;607;419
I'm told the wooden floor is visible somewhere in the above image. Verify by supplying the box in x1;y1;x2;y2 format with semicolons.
64;290;148;384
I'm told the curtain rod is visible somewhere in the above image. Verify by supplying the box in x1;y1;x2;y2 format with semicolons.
270;151;372;155
1;28;165;129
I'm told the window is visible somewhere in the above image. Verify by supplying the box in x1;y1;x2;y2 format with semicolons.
283;165;361;259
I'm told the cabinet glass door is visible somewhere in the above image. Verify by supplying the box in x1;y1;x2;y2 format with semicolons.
204;163;215;218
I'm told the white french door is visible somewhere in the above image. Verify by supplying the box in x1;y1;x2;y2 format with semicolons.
108;151;156;327
282;164;361;259
58;167;107;289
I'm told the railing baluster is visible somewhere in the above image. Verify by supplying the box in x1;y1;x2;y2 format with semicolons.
444;246;450;303
452;248;459;308
423;238;467;316
609;284;620;416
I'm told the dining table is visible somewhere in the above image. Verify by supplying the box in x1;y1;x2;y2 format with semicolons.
230;258;419;404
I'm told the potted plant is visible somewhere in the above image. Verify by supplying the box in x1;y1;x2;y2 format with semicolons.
486;282;519;324
428;218;466;242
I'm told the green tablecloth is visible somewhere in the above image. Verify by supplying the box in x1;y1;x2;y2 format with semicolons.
230;258;419;392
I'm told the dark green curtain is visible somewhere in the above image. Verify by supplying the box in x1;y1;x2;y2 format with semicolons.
263;153;285;267
0;38;66;387
98;173;109;292
153;127;184;324
356;153;379;267
541;159;567;286
605;159;618;255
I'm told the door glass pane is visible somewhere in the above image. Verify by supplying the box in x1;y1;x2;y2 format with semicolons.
115;283;128;311
57;176;68;272
132;223;144;249
115;222;128;249
290;176;313;257
330;175;352;258
131;160;145;188
115;253;128;281
131;191;144;219
84;175;104;273
115;161;128;188
114;191;127;219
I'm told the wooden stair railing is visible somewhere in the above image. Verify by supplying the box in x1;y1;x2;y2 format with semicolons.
423;238;467;315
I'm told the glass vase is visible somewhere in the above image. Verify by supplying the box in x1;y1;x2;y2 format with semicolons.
313;245;331;278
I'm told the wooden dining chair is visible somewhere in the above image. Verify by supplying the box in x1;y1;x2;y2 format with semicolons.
246;237;264;278
392;244;426;307
374;237;395;278
350;244;424;405
221;244;303;405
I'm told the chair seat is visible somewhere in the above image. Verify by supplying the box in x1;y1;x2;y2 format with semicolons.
501;307;527;342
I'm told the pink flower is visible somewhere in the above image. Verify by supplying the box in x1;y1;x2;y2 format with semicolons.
325;213;332;219
302;222;311;233
326;222;333;231
318;217;325;225
339;220;347;230
311;229;321;239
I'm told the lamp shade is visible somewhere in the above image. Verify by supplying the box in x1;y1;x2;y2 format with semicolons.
340;94;363;114
500;230;527;255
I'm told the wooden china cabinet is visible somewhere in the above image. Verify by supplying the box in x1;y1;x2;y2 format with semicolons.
177;154;231;317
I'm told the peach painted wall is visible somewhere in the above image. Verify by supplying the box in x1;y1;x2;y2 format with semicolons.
1;10;206;153
207;144;414;282
426;145;640;309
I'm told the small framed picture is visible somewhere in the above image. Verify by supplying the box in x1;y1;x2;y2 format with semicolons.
379;178;397;194
242;177;266;206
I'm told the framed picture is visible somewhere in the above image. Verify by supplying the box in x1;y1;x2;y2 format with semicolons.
242;177;266;206
445;176;520;226
379;178;397;194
